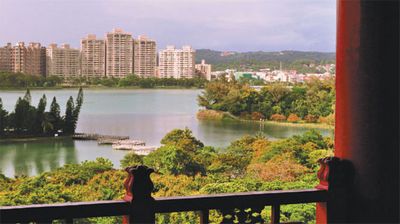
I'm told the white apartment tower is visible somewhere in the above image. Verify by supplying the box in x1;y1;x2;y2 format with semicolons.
158;45;195;79
81;34;105;78
46;43;80;78
133;35;157;77
105;28;133;78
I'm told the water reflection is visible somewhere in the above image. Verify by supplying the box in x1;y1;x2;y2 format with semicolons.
197;120;333;147
0;138;78;177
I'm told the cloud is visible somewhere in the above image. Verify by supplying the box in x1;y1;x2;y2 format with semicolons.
0;0;336;52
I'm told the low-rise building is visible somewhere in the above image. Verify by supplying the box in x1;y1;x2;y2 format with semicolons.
195;59;212;80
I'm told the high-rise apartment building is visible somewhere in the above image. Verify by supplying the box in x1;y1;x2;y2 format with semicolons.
12;42;27;74
9;42;46;76
105;28;133;78
133;35;157;77
0;43;13;72
26;43;46;76
158;45;195;79
195;59;212;80
46;44;80;78
81;34;105;78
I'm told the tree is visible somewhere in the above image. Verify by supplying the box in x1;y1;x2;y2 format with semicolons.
73;87;83;123
120;153;143;168
34;94;47;134
63;97;75;134
0;98;8;135
160;128;204;153
48;97;62;133
23;89;32;104
144;145;205;176
12;97;35;133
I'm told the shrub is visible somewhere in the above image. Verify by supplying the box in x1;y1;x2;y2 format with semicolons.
239;112;251;120
196;110;224;120
120;152;143;168
287;114;300;123
318;114;335;126
251;112;265;120
247;153;308;182
270;114;287;122
304;115;319;123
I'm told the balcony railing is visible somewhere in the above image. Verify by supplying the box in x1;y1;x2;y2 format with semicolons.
0;157;352;224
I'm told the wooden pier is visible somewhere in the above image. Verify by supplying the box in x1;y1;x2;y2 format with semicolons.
72;133;130;142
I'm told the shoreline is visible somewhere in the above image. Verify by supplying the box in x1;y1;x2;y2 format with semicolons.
197;110;334;130
0;86;204;91
0;135;72;143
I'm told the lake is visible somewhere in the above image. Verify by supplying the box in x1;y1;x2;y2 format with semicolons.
0;89;333;177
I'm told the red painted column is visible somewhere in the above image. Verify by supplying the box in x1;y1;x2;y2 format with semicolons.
334;0;360;159
333;0;399;223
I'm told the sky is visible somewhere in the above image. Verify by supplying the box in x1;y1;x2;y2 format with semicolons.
0;0;336;52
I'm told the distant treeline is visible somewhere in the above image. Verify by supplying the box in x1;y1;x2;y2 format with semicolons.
0;88;83;137
73;75;208;88
0;71;62;88
198;76;335;124
0;71;208;89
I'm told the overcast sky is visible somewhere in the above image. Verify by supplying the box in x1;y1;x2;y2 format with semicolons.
0;0;336;52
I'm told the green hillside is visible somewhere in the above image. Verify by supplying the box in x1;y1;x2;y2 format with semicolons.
195;49;336;72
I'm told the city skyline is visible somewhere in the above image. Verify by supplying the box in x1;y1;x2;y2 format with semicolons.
0;0;336;52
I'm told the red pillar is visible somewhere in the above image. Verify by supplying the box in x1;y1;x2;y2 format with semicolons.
334;0;399;222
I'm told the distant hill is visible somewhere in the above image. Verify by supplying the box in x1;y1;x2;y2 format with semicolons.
195;49;335;64
195;49;336;72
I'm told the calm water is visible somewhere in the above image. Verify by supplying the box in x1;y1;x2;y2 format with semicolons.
0;89;333;177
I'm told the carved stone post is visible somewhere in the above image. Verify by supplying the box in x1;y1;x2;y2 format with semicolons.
123;165;155;224
316;157;354;224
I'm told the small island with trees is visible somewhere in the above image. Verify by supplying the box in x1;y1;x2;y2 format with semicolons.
0;88;83;139
197;76;335;128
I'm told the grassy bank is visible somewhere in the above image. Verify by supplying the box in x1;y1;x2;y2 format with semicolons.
197;109;334;130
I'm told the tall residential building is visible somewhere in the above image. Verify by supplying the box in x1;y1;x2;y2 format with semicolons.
81;34;105;78
158;45;195;79
46;43;80;78
195;59;212;80
105;28;133;78
12;42;27;73
133;35;157;77
26;43;46;76
10;42;46;76
0;43;13;72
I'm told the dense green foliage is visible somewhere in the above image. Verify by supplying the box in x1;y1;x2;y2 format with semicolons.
0;88;83;137
196;49;335;72
198;76;335;124
0;129;333;223
0;72;62;88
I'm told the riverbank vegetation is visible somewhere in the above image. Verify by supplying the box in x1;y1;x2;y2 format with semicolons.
198;76;335;126
0;72;207;89
0;88;83;138
0;128;333;223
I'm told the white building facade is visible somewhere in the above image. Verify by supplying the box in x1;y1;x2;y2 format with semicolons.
158;45;195;79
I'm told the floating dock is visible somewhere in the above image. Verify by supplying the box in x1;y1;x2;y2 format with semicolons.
112;140;156;155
